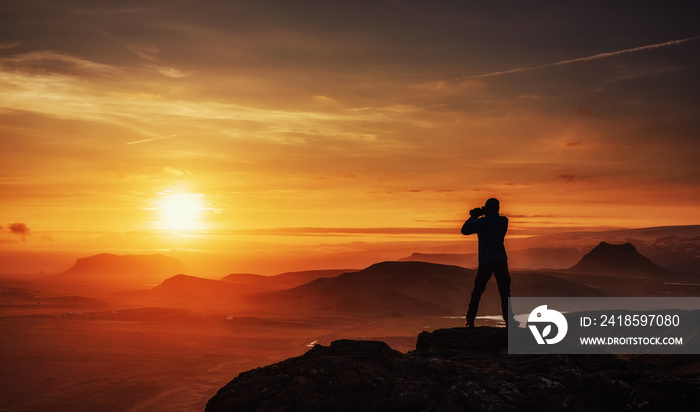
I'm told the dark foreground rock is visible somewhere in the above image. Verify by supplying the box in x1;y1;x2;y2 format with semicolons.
206;327;700;411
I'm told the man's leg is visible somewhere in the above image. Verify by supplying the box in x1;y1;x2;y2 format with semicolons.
466;263;493;326
493;261;513;324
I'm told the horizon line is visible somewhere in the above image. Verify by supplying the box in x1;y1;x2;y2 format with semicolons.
12;224;700;237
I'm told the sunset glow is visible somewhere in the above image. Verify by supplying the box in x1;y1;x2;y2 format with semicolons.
1;1;699;275
2;5;700;410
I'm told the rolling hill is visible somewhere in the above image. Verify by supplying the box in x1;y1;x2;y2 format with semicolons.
243;242;699;317
245;261;475;316
221;269;355;289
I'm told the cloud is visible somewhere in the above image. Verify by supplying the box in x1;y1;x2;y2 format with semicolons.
127;43;161;62
125;43;190;78
125;135;176;145
0;50;119;77
411;79;486;99
162;166;192;177
0;41;20;50
9;223;30;235
148;65;189;78
233;227;456;237
0;50;417;147
7;223;30;242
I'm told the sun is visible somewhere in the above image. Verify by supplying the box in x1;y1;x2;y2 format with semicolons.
157;192;205;231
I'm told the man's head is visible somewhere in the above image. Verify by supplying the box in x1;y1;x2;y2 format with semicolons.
484;198;500;214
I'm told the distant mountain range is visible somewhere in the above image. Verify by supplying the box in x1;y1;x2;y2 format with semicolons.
79;240;700;316
402;225;700;273
117;268;357;311
240;241;698;316
222;269;355;289
399;248;583;270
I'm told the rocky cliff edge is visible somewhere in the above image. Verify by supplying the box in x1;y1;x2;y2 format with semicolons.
206;327;700;411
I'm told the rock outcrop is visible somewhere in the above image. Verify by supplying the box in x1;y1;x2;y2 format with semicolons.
206;327;700;411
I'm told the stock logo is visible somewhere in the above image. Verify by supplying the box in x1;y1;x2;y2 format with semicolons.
528;305;568;344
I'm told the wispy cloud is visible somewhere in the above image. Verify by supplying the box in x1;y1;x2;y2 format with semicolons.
125;135;175;145
465;36;700;79
0;51;414;145
126;42;190;78
0;41;21;50
0;50;120;76
227;226;457;236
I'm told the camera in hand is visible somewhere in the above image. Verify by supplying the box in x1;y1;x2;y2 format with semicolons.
470;207;484;217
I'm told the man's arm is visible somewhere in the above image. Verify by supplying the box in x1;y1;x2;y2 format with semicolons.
461;208;483;235
461;217;480;235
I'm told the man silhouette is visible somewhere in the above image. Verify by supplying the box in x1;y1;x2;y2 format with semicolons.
461;198;513;327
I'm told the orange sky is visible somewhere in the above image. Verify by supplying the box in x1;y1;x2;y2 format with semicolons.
1;1;699;273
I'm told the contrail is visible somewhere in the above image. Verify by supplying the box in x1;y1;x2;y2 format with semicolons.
125;135;176;145
464;36;700;80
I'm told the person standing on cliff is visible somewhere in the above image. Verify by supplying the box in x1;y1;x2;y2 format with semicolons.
461;198;513;327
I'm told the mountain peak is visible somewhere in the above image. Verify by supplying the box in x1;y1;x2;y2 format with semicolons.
569;241;668;276
595;241;635;251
